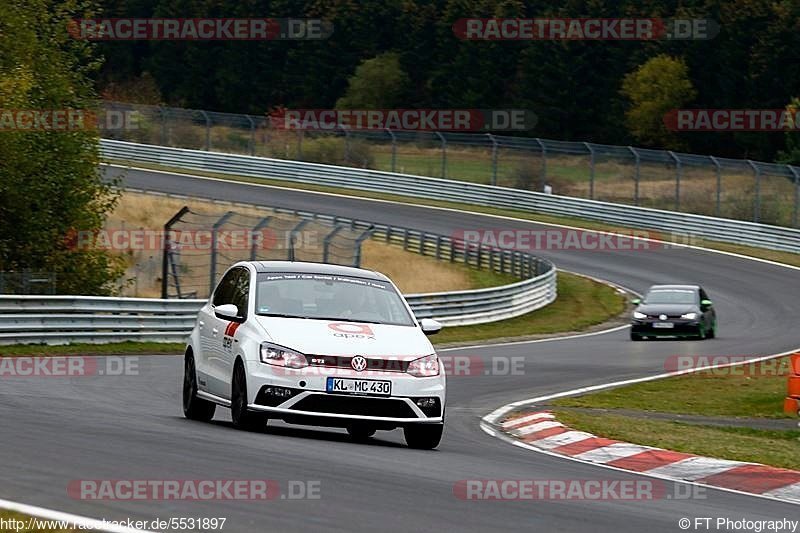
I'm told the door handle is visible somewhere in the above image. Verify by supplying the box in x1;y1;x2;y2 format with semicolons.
212;328;219;335
198;321;205;328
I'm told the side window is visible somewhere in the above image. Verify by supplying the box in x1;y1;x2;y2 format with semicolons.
212;269;239;307
699;288;708;301
231;268;250;319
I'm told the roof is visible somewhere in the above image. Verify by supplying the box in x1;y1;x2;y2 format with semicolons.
251;260;389;281
648;284;700;291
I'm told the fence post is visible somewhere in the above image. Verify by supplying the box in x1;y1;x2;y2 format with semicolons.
322;225;344;263
200;110;211;151
488;133;498;186
246;115;256;156
250;216;272;261
747;160;761;223
159;107;168;145
161;206;190;299
419;232;426;255
790;166;800;228
340;126;351;163
386;128;396;172
535;138;547;191
628;146;640;206
710;155;722;217
209;211;235;294
584;142;595;200
668;151;681;211
435;132;447;178
288;219;310;262
353;227;374;267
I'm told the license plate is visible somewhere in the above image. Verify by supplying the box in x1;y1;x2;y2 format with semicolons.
326;377;391;396
653;322;674;329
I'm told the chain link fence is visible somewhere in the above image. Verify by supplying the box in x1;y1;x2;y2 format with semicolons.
103;101;800;228
162;206;372;299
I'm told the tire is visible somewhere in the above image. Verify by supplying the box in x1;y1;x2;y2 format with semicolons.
630;331;643;341
231;361;267;431
707;321;716;339
695;324;707;340
347;425;376;442
404;424;443;450
183;353;216;422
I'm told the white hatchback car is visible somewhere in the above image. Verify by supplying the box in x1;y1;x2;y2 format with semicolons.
183;261;446;449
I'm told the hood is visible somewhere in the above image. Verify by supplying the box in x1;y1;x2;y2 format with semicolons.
253;316;434;357
637;303;698;315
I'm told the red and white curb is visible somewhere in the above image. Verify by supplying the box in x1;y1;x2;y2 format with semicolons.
490;410;800;505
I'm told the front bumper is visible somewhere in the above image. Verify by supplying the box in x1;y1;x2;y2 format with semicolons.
631;320;701;336
245;360;445;426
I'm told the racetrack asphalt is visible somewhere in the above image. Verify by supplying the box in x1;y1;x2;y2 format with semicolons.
0;165;797;532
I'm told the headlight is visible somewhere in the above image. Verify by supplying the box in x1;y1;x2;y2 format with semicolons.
259;342;308;369
407;354;440;377
633;311;647;319
680;312;698;320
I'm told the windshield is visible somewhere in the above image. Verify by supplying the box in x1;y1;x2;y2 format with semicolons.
644;289;697;305
255;272;415;326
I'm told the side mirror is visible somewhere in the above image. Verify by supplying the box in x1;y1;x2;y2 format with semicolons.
419;318;443;336
631;298;641;305
215;304;242;321
700;299;713;308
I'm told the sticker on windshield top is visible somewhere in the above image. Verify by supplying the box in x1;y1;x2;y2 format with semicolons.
328;322;376;340
261;273;390;290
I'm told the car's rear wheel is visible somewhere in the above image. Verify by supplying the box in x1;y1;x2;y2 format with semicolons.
231;361;267;431
346;425;376;442
404;423;443;449
183;353;216;421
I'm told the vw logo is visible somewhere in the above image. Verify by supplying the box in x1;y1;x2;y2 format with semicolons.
659;314;668;320
351;355;368;372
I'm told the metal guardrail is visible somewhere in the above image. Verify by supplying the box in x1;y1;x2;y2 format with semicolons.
103;101;800;228
0;219;557;343
102;140;800;253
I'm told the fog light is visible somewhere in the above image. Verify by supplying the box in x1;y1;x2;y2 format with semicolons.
265;386;294;398
416;397;437;408
414;397;441;417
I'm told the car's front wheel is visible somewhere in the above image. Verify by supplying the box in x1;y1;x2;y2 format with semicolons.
183;353;216;422
404;423;443;449
630;331;643;341
231;361;268;431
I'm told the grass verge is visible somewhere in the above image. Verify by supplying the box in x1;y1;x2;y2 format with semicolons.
432;271;625;345
0;341;184;356
106;160;800;268
552;356;793;419
551;356;799;470
554;410;800;471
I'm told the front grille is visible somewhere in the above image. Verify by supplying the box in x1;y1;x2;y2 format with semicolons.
291;394;418;418
307;355;409;373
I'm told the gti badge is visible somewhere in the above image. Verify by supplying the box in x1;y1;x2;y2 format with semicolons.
351;355;367;372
